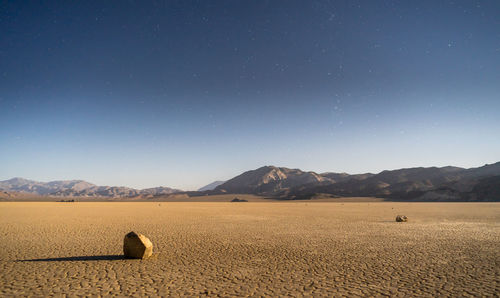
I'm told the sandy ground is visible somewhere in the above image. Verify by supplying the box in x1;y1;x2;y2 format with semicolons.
0;202;499;297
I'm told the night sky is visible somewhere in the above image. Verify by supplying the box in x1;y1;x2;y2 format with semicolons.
1;1;499;190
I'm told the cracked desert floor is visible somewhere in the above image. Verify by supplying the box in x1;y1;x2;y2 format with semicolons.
1;202;499;296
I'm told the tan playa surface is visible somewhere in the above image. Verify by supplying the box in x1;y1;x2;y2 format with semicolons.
0;202;499;297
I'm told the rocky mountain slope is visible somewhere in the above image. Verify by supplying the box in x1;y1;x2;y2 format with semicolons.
215;166;329;195
0;178;181;197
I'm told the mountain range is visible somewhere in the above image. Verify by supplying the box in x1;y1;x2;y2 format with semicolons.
1;162;499;201
0;178;181;198
212;162;500;201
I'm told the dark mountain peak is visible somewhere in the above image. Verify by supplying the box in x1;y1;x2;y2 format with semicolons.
480;162;500;169
377;165;464;177
466;162;500;177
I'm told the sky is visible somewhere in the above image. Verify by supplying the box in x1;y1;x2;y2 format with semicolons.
1;0;499;190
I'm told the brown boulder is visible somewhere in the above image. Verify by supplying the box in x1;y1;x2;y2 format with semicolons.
123;231;153;259
396;215;408;222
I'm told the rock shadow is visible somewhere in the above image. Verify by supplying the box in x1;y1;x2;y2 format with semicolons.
18;255;126;262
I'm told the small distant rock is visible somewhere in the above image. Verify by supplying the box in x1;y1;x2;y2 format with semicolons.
396;215;408;222
231;197;248;202
123;232;153;259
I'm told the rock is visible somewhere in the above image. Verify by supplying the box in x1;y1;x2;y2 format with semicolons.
123;232;153;259
231;197;248;202
396;215;408;222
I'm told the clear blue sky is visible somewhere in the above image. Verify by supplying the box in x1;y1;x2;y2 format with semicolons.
1;1;499;190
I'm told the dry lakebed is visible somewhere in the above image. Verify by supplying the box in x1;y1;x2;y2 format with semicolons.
0;202;499;296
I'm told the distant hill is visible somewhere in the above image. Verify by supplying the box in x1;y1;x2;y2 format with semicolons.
0;178;181;198
0;178;96;195
198;180;226;191
215;163;500;201
198;181;225;191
